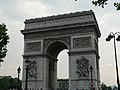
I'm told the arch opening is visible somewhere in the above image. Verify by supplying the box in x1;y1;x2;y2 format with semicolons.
46;41;68;58
57;49;69;79
46;41;69;89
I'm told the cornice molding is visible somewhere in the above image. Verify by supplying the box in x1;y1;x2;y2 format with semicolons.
21;10;101;38
68;50;100;59
25;10;94;24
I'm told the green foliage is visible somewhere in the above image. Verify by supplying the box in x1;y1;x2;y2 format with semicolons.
0;23;9;61
92;0;108;8
57;80;69;90
75;0;120;10
92;0;120;10
101;82;107;90
0;76;21;90
100;83;113;90
107;86;112;90
114;3;120;10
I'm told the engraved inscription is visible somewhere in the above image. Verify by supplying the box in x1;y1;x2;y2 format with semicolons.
73;37;91;48
76;56;89;77
26;42;41;52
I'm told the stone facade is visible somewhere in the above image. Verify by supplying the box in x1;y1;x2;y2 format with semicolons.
21;10;101;90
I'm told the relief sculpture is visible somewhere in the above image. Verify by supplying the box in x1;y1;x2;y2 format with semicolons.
26;42;41;52
73;37;91;48
76;56;89;78
28;61;37;79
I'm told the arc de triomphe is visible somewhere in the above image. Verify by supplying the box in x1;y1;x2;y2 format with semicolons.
21;10;101;90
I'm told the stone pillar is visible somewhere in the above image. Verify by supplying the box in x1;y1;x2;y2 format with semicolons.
68;34;100;90
43;57;49;90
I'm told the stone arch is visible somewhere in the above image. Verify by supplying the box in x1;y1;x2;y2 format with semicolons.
45;40;69;58
21;10;101;90
45;41;69;89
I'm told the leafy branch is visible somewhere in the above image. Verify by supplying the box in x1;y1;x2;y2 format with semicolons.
75;0;120;10
0;23;9;62
92;0;120;10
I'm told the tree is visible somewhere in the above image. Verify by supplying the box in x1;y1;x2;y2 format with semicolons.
101;82;107;90
75;0;120;10
107;86;112;90
0;76;22;90
0;23;9;62
92;0;120;10
113;86;117;90
57;79;69;90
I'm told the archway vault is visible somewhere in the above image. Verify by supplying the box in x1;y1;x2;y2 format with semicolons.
45;41;69;89
46;41;69;58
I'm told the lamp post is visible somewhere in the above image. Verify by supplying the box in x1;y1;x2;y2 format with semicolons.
89;65;95;90
106;32;120;90
90;65;93;84
89;65;93;85
25;58;30;90
17;66;21;90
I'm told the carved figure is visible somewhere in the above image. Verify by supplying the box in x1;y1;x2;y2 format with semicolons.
76;56;89;77
28;61;37;79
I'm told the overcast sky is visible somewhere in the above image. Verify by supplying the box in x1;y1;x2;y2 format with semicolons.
0;0;120;86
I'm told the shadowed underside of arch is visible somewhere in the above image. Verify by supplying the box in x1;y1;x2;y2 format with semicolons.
46;41;68;58
45;41;69;89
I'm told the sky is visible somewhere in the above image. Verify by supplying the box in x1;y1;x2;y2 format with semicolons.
0;0;120;86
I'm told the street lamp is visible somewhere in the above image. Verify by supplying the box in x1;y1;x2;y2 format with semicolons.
89;65;93;85
17;66;21;90
89;65;95;90
25;58;30;90
89;65;93;84
106;32;120;89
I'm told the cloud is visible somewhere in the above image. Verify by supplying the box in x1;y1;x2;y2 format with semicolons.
99;13;120;31
101;63;112;67
0;0;120;85
0;0;50;21
100;62;120;86
0;0;23;21
0;8;2;16
16;0;49;17
100;64;116;85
